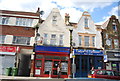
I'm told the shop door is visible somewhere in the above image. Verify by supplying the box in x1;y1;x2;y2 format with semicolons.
52;60;61;78
81;56;88;77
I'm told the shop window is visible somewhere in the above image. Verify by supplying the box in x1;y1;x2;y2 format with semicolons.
12;36;30;45
0;35;6;44
75;56;80;72
36;55;43;59
61;56;68;60
54;56;60;60
82;56;87;72
44;60;52;74
16;18;33;27
45;56;53;60
61;61;68;75
0;17;9;25
35;60;42;68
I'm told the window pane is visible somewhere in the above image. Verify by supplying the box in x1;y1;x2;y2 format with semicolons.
1;17;9;25
59;35;63;46
0;35;6;43
35;60;42;68
52;16;57;25
84;18;88;27
92;36;95;46
114;39;119;48
84;36;89;46
50;34;56;45
43;33;48;45
79;35;82;46
16;18;33;26
12;36;30;45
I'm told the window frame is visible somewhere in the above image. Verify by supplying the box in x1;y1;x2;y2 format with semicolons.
12;36;30;45
50;34;56;45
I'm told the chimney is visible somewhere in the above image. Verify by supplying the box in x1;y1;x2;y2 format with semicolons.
65;13;70;25
37;7;40;13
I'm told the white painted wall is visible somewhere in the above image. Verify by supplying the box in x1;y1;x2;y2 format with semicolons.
38;8;70;47
73;12;102;49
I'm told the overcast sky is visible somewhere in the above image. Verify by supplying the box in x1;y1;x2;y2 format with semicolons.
0;0;120;25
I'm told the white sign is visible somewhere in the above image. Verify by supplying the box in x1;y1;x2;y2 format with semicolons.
104;55;108;62
35;69;40;75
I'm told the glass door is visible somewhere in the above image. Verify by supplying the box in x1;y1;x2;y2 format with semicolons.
52;60;61;78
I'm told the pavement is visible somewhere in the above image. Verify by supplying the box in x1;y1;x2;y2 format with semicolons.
0;75;120;81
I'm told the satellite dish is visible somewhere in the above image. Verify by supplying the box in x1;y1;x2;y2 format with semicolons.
40;10;44;15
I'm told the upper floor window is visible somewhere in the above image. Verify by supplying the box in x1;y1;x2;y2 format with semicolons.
0;35;6;44
50;34;56;45
16;18;33;27
0;17;9;25
79;35;82;46
43;33;48;45
92;36;95;47
52;16;57;25
59;35;64;46
12;36;30;45
84;36;89;47
84;18;89;28
114;39;119;49
113;25;117;31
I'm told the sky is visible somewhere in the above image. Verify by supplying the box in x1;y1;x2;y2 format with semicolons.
0;0;120;25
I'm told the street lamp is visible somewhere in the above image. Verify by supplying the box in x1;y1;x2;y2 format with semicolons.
69;28;76;78
30;8;44;77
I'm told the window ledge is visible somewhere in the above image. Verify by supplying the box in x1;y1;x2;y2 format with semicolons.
85;27;89;29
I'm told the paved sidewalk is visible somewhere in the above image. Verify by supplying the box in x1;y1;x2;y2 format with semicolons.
0;75;52;79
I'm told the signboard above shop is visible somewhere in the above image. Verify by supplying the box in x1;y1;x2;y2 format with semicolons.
0;46;17;55
74;49;104;56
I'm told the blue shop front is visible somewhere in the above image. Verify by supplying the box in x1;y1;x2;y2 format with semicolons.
74;49;104;77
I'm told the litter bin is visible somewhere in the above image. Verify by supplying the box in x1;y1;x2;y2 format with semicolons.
6;67;12;76
12;67;18;76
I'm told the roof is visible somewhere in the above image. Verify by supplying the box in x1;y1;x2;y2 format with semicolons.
0;10;39;16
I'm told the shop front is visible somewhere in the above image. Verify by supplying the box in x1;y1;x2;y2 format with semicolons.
105;51;120;72
74;49;104;77
0;46;17;75
34;45;70;78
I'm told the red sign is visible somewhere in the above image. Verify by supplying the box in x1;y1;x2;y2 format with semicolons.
0;46;16;52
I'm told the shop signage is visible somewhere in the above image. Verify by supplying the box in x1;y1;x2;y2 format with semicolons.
35;45;70;53
0;46;16;55
74;49;104;55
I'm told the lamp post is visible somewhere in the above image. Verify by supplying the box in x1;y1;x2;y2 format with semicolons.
69;28;76;78
30;8;44;77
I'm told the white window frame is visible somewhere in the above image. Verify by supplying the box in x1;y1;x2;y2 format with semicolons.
79;35;82;46
50;34;56;45
59;35;64;46
114;39;119;49
12;36;30;45
84;18;89;27
84;36;89;47
0;17;9;25
0;35;6;44
16;18;33;27
43;33;48;45
92;36;95;47
52;16;57;25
